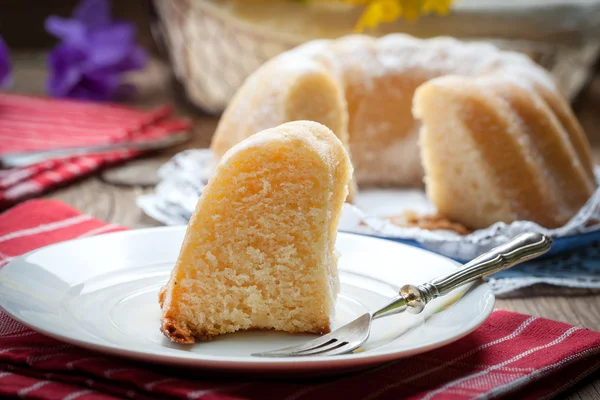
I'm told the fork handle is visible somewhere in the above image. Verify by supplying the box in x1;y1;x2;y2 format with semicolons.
372;232;552;319
403;232;552;313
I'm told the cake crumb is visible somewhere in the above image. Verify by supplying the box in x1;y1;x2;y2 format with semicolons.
388;211;472;235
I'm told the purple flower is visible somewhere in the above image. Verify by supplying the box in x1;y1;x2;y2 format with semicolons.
45;0;147;101
0;36;12;89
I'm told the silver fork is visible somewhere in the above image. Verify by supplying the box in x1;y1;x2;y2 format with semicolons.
252;232;552;358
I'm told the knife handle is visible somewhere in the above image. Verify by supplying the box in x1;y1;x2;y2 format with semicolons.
401;232;552;314
0;132;189;169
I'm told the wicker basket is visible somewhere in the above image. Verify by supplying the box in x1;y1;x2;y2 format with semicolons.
151;0;304;114
151;0;600;114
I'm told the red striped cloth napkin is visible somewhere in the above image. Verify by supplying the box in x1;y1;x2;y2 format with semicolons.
0;94;190;207
1;200;600;400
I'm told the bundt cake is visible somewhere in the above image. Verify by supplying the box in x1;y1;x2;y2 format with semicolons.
159;121;353;343
211;33;596;230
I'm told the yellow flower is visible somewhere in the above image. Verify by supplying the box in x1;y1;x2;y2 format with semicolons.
352;0;456;32
354;0;401;32
243;0;455;31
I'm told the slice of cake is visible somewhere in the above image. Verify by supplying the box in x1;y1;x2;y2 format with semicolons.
159;120;353;344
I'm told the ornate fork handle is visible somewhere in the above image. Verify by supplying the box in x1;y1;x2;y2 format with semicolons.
373;232;552;319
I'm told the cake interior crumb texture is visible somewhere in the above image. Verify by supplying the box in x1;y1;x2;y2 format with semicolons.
159;121;353;344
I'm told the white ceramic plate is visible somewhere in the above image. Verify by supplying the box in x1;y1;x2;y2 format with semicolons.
0;227;494;377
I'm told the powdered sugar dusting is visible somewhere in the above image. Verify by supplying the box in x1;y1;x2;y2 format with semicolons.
333;35;384;90
217;33;558;156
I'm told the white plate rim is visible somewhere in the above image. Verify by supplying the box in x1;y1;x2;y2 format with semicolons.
0;227;495;371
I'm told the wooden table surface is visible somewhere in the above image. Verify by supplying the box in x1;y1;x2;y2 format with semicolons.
7;54;600;399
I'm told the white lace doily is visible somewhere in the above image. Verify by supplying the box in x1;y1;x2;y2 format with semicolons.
137;149;600;296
